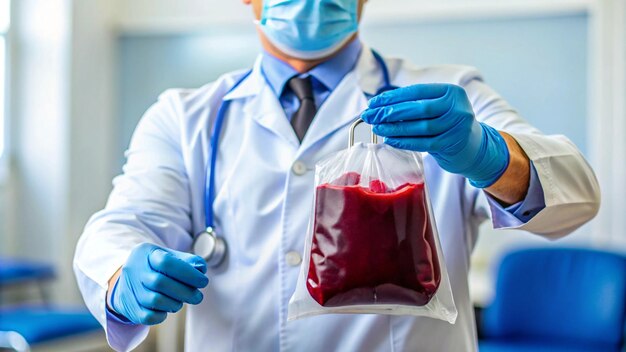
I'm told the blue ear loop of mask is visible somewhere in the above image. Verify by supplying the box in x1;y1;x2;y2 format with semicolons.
257;0;359;60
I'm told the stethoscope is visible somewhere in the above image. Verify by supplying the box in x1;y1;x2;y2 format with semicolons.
192;49;398;268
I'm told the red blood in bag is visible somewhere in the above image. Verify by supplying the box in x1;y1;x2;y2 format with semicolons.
306;174;441;307
368;180;390;193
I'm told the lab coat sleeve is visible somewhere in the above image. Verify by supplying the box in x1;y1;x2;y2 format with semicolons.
73;89;192;352
461;72;601;238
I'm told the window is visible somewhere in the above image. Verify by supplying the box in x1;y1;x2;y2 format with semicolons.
0;0;9;173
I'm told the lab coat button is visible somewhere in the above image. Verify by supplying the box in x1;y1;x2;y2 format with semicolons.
292;161;308;176
285;251;302;266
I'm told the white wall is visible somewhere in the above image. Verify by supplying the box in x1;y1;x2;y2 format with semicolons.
587;0;626;248
9;0;71;273
65;0;117;301
113;0;595;29
114;0;250;32
7;0;116;302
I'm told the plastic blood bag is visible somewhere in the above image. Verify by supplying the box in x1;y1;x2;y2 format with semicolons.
288;119;457;324
306;175;441;307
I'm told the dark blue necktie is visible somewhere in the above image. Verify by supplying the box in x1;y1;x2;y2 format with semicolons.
287;76;317;142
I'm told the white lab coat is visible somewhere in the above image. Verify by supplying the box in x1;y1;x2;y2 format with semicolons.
74;46;600;352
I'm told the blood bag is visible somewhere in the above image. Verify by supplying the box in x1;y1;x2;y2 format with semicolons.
288;119;457;324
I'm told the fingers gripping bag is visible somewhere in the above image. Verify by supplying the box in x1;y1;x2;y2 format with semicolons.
288;119;457;324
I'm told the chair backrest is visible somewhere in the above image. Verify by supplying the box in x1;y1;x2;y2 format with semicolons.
0;258;55;287
482;247;626;348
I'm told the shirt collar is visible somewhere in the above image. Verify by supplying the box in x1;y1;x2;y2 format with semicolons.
261;38;363;97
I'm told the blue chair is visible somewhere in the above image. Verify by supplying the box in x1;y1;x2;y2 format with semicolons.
479;247;626;352
0;305;103;351
0;258;105;351
0;258;55;287
0;258;56;306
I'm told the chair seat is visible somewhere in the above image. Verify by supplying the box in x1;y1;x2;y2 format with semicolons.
479;339;620;352
0;305;101;344
0;258;55;286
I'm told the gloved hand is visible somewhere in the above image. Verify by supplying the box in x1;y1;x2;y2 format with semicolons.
109;243;209;325
361;84;510;188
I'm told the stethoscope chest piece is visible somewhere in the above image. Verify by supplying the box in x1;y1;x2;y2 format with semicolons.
193;227;227;268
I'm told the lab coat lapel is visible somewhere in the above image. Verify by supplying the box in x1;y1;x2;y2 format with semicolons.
243;85;300;148
299;71;367;150
299;46;385;151
225;56;300;148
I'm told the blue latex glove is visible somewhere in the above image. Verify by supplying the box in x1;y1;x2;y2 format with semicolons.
361;84;510;188
109;243;209;325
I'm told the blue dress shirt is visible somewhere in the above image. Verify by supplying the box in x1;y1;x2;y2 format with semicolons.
261;38;363;120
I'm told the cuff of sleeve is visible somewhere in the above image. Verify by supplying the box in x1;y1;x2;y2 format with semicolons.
106;305;134;325
105;307;150;352
486;161;546;228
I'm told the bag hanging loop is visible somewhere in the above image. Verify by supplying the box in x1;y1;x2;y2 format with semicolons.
349;118;378;147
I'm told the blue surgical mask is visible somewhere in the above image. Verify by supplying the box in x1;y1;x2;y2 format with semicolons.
258;0;359;60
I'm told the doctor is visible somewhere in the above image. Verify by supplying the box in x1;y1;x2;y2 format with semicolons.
74;0;600;351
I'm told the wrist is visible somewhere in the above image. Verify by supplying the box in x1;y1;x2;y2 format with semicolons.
106;267;122;313
466;123;510;188
106;269;135;324
484;131;531;205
